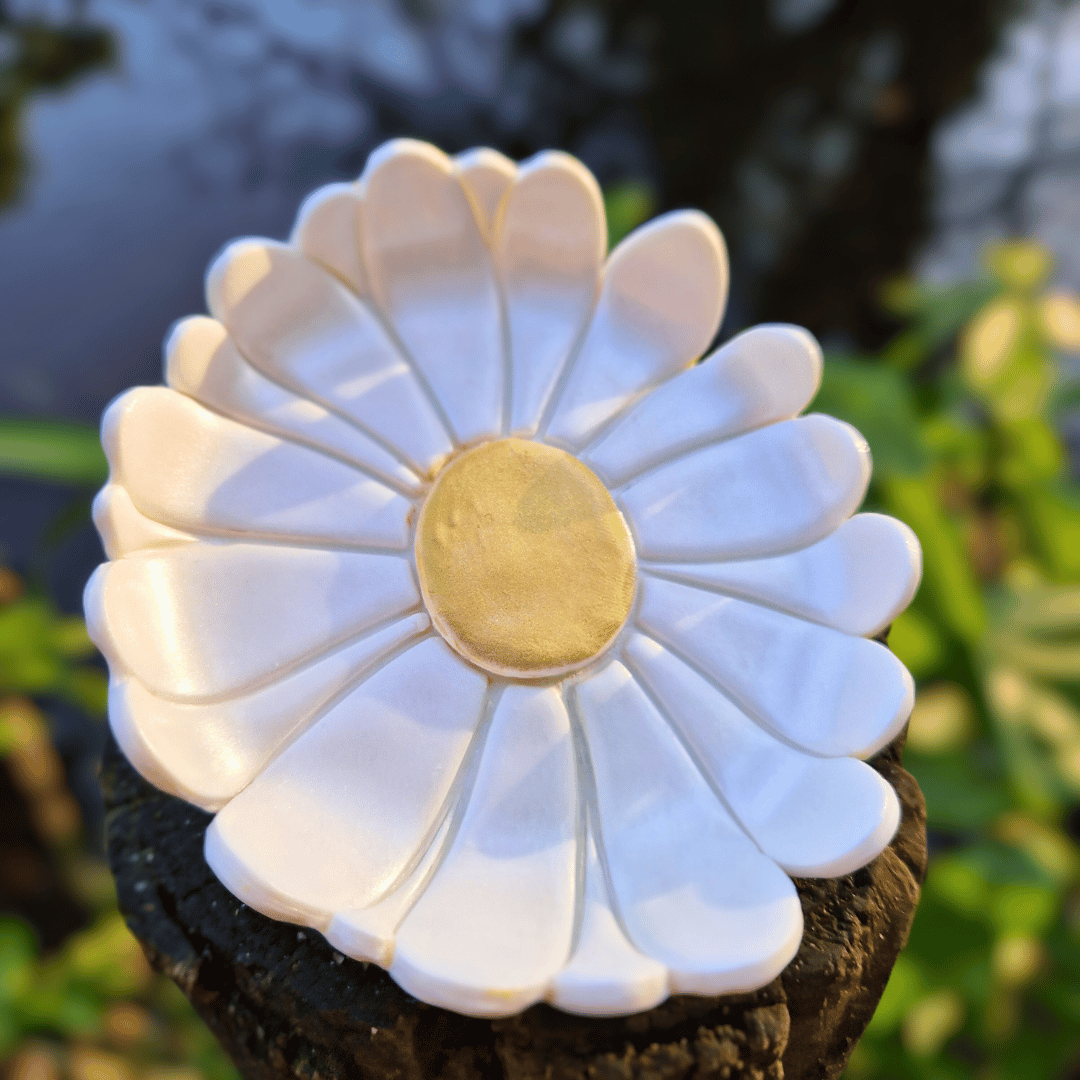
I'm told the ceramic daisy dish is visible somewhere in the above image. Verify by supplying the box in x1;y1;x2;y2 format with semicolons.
85;138;922;1020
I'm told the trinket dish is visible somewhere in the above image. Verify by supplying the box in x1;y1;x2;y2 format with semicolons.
86;139;922;1019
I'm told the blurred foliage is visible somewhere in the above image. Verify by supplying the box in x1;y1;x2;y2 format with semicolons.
0;571;238;1080
0;421;107;487
2;218;1079;1078
0;569;106;718
0;1;113;206
604;181;656;252
822;242;1080;1079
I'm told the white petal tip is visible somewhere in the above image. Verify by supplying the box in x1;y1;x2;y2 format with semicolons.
550;939;670;1016
610;208;729;311
82;563;112;661
204;817;330;930
108;680;229;813
667;907;803;998
325;910;396;969
389;951;546;1017
289;182;367;295
548;975;669;1018
361;138;453;184
289;181;361;247
777;775;902;878
205;237;286;322
856;654;916;759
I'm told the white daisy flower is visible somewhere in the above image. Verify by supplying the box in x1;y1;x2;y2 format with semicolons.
84;139;922;1020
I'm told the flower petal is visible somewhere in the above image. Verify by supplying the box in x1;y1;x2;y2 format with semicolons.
290;182;368;296
550;825;669;1016
496;151;605;435
572;662;802;995
619;415;871;562
583;324;822;486
636;575;914;758
204;637;488;927
102;387;413;548
108;613;430;812
85;542;419;702
392;684;578;1017
206;239;451;474
91;484;194;559
166;316;419;492
644;513;922;638
625;633;901;877
455;147;516;244
543;211;728;448
361;139;504;444
326;813;452;970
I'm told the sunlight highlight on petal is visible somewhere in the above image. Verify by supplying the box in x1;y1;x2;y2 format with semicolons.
392;684;578;1016
572;662;803;995
637;575;914;758
109;614;430;812
584;324;822;486
102;387;413;548
88;542;419;702
205;638;489;928
625;633;901;876
362;139;504;444
166;316;419;492
91;484;195;559
291;182;368;296
455;147;516;245
643;513;922;637
497;151;605;435
620;415;871;562
544;211;728;448
206;239;451;474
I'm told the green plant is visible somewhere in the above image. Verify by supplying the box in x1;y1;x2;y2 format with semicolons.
0;567;238;1080
825;243;1080;1079
0;569;107;720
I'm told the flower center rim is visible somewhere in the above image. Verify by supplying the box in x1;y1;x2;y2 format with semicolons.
414;437;638;680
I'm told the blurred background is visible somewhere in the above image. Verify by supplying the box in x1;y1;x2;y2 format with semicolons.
1;0;1079;1077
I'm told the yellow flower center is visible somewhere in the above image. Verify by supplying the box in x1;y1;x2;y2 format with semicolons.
415;438;637;678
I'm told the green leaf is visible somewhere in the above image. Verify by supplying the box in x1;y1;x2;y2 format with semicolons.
904;894;994;980
603;182;655;251
58;667;108;716
812;358;929;479
0;418;107;485
1048;378;1080;419
879;277;999;372
986;240;1052;291
921;414;989;488
866;954;926;1035
50;615;96;659
882;477;987;645
1019;481;1080;580
16;984;101;1036
992;883;1059;936
907;750;1011;830
926;854;993;917
0;919;37;1004
888;607;946;679
998;417;1063;488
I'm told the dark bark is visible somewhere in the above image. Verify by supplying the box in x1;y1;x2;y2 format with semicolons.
102;728;926;1080
498;0;1009;346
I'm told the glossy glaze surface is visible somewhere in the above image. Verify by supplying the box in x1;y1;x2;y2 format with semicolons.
86;138;922;1019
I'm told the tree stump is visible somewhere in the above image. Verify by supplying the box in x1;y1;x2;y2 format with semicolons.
101;730;926;1080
